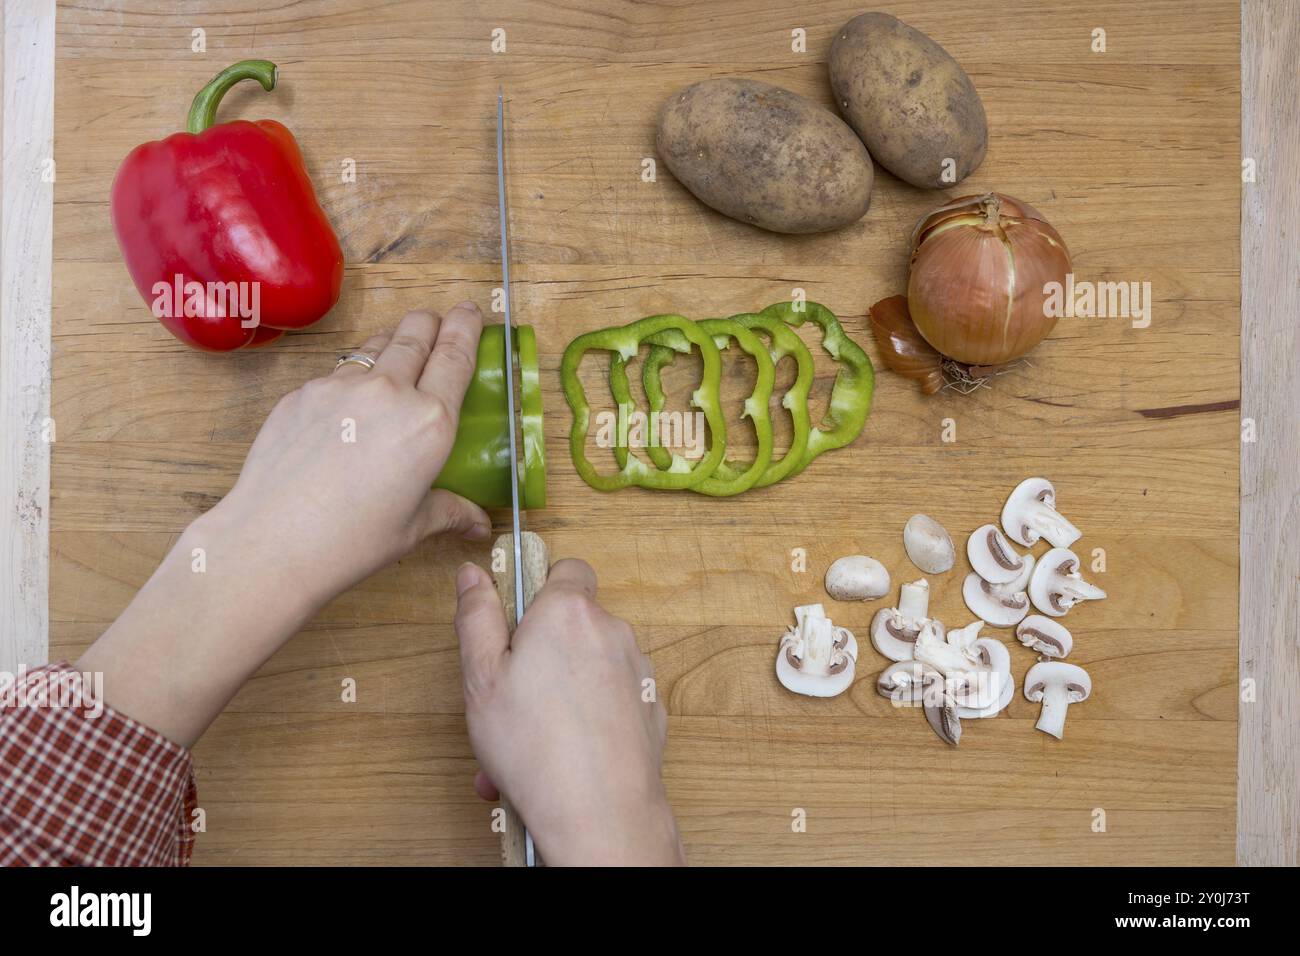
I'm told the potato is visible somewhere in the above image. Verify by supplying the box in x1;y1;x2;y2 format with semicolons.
829;12;987;188
656;78;874;234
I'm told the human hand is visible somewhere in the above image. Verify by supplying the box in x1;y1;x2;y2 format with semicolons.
198;303;493;613
80;304;494;748
454;559;685;866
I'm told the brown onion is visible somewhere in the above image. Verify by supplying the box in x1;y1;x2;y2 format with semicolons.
907;193;1071;365
868;295;944;394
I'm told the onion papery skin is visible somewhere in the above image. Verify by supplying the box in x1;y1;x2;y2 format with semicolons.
907;193;1071;366
868;295;944;394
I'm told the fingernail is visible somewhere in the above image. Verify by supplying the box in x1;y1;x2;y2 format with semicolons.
463;522;491;542
456;562;479;596
454;300;481;315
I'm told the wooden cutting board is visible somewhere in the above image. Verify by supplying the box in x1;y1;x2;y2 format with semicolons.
50;0;1240;864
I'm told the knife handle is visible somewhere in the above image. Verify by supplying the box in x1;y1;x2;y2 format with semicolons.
490;531;549;867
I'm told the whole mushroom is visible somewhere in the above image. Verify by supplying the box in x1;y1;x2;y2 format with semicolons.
825;555;891;602
903;514;955;574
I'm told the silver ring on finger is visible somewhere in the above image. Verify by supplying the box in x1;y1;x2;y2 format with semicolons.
334;352;377;372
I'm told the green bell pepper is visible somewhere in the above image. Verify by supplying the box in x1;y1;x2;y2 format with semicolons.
758;302;873;475
646;311;813;490
433;324;546;509
562;315;727;491
561;303;872;497
637;317;775;497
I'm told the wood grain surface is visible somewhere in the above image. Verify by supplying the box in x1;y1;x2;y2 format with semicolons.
0;0;54;675
48;0;1245;865
1239;0;1299;868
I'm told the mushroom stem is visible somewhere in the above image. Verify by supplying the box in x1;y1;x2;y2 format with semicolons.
1025;500;1081;549
1060;578;1106;602
899;579;930;621
1034;683;1072;739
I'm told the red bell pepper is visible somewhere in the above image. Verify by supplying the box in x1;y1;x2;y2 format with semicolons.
111;60;344;351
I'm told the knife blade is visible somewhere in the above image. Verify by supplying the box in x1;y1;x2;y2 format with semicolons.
495;87;540;869
497;88;526;631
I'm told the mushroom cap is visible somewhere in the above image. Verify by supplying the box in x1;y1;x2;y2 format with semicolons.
776;649;855;697
1023;661;1092;703
966;523;1026;585
876;659;929;703
776;608;858;698
956;637;1015;717
924;692;961;747
903;514;955;574
775;622;857;698
1029;548;1072;617
870;606;919;662
1001;476;1057;547
1016;614;1073;658
1028;547;1101;617
962;571;1031;628
824;554;891;602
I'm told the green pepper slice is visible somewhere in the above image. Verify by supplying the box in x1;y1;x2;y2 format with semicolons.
684;312;812;489
759;301;874;475
434;324;546;509
516;325;546;509
562;314;726;491
637;317;775;497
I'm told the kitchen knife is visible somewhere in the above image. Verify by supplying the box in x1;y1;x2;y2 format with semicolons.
490;88;546;868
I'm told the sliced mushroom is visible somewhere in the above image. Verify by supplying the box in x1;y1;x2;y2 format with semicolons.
878;659;959;745
955;637;1015;718
1016;615;1073;659
876;659;931;705
824;554;890;602
869;578;932;661
776;604;858;698
913;618;983;676
1000;477;1082;548
962;553;1034;628
903;514;955;574
913;620;975;747
794;603;826;628
1023;661;1092;738
923;683;962;747
1028;548;1107;617
966;523;1026;584
918;621;1005;711
880;623;1007;746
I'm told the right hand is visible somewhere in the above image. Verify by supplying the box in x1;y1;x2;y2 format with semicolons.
453;558;685;866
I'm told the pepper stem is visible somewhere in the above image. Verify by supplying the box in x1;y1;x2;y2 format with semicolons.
186;59;278;134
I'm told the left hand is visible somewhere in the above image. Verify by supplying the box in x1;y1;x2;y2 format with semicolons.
80;304;493;748
197;302;493;611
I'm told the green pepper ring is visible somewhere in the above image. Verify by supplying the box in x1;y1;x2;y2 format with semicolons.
760;301;874;475
646;312;813;490
562;314;727;491
636;317;775;497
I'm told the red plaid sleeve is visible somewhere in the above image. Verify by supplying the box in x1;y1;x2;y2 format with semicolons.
1;662;197;866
